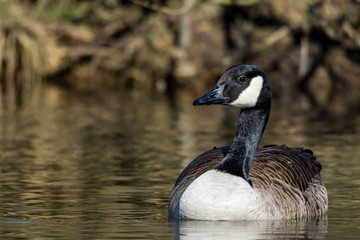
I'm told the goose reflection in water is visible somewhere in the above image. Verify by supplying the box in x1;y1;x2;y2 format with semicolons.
169;215;328;240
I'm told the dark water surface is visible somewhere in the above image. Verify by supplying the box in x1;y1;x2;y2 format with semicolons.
0;85;359;239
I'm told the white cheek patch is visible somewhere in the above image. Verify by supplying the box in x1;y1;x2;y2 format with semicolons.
230;76;264;108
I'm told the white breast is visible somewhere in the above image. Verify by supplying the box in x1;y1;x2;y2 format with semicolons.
179;170;264;220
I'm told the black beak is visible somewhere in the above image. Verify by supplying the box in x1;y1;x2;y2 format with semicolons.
193;85;230;106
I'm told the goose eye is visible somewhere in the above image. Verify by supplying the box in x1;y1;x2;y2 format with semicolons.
238;76;247;83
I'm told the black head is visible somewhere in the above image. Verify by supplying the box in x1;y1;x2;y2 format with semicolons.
193;65;271;109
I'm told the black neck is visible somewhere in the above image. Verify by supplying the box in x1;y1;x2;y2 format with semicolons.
215;107;270;183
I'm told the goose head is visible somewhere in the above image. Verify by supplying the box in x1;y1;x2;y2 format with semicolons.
193;65;271;109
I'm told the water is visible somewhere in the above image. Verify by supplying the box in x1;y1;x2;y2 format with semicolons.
0;84;359;239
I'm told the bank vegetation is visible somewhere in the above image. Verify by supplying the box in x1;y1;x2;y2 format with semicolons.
0;0;359;113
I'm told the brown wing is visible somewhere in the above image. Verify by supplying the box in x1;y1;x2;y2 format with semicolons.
168;145;323;217
174;146;230;186
250;145;322;192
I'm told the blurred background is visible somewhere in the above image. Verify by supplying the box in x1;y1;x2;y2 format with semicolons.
0;0;359;114
0;1;359;239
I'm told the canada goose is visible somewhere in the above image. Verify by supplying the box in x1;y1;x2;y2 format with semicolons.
168;65;328;220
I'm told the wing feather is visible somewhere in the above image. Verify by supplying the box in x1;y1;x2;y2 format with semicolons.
168;145;324;217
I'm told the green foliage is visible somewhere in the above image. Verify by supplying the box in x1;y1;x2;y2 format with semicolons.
38;1;89;23
0;0;359;113
207;0;260;6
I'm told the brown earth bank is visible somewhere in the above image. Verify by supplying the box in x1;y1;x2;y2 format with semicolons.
0;0;359;114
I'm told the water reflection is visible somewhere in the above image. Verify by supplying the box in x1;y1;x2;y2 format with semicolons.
170;215;328;239
0;84;358;239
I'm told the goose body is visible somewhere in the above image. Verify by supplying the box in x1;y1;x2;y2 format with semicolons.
168;65;328;220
